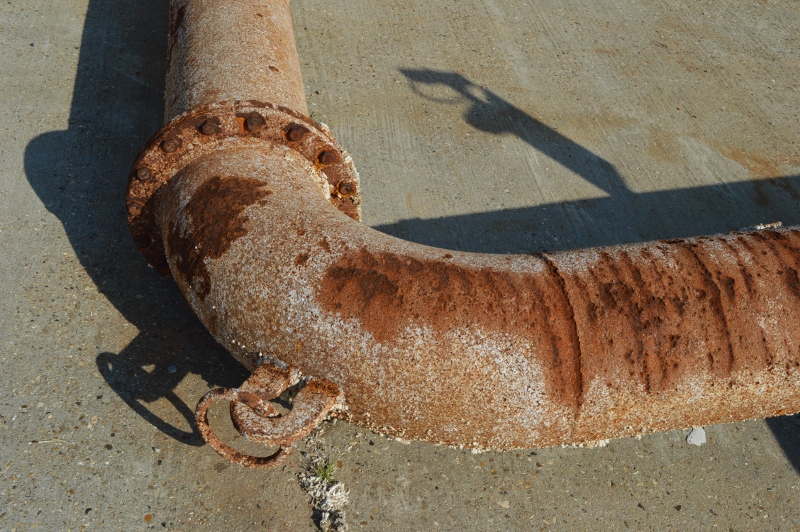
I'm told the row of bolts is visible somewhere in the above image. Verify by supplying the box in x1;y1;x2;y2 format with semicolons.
127;112;350;219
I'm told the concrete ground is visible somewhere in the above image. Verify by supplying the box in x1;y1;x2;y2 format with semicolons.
2;0;799;529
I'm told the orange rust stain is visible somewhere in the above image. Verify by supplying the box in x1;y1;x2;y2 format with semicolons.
719;146;781;178
235;116;246;133
580;231;800;392
594;47;618;56
714;146;800;205
568;249;703;394
318;249;584;408
647;125;679;163
319;230;800;405
167;176;272;299
718;146;800;179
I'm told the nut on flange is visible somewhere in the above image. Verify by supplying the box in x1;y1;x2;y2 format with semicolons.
244;113;266;132
126;100;361;272
285;124;308;142
199;118;221;135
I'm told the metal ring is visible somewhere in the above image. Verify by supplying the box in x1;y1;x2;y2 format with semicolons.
126;100;361;273
195;388;291;469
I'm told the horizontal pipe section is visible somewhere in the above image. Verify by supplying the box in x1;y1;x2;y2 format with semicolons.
153;146;800;449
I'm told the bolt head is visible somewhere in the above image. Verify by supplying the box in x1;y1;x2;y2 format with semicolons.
135;167;152;182
318;150;337;165
127;203;143;216
199;120;219;135
286;125;307;142
160;138;179;153
337;181;354;196
245;114;266;132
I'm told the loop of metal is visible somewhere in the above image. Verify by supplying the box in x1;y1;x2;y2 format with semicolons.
126;100;361;274
195;388;292;469
195;362;343;469
231;378;344;446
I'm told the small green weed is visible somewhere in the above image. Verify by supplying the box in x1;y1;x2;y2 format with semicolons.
314;460;337;483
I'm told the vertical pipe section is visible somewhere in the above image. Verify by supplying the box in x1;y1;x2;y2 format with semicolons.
165;0;308;121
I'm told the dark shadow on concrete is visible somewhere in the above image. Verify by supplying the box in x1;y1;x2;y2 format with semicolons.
23;0;249;446
374;177;800;253
766;414;800;472
401;68;632;199
396;68;800;252
395;68;800;472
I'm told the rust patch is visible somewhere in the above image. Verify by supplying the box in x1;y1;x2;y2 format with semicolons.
719;146;781;178
550;234;800;396
167;175;271;299
318;237;331;252
538;254;584;408
716;146;800;206
677;243;735;375
294;252;310;267
319;249;584;409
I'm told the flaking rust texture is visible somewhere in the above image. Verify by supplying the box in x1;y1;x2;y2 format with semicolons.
167;175;273;300
152;148;800;450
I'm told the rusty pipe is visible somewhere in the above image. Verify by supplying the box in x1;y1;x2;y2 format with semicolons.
165;0;308;120
128;0;800;465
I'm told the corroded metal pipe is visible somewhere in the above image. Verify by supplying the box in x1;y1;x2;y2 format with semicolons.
165;0;308;119
128;0;800;466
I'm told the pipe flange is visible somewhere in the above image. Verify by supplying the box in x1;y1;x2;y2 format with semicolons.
126;100;361;274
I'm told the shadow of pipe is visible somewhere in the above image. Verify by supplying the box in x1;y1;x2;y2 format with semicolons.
400;68;633;199
375;177;800;253
23;0;249;447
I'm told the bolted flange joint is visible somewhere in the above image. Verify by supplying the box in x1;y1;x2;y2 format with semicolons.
126;100;361;274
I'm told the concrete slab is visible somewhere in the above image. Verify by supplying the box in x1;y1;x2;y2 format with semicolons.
1;0;799;529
